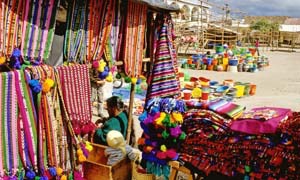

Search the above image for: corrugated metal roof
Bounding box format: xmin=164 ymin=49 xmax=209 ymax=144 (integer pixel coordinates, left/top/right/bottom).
xmin=283 ymin=18 xmax=300 ymax=25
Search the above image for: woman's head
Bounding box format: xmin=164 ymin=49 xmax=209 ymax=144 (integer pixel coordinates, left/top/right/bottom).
xmin=106 ymin=96 xmax=124 ymax=117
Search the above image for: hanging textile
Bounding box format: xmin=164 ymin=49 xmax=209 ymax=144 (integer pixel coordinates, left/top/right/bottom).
xmin=56 ymin=64 xmax=94 ymax=136
xmin=0 ymin=0 xmax=23 ymax=58
xmin=146 ymin=13 xmax=180 ymax=100
xmin=21 ymin=0 xmax=59 ymax=63
xmin=25 ymin=65 xmax=73 ymax=178
xmin=122 ymin=1 xmax=147 ymax=77
xmin=0 ymin=71 xmax=19 ymax=178
xmin=63 ymin=0 xmax=88 ymax=63
xmin=85 ymin=0 xmax=115 ymax=63
xmin=104 ymin=0 xmax=121 ymax=68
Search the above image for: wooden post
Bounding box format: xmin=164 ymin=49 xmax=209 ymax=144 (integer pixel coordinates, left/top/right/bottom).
xmin=126 ymin=82 xmax=135 ymax=142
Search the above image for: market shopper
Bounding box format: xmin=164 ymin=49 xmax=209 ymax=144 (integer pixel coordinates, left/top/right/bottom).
xmin=93 ymin=96 xmax=128 ymax=145
xmin=255 ymin=38 xmax=260 ymax=56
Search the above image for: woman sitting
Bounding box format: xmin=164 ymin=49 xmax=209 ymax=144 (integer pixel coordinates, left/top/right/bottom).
xmin=93 ymin=96 xmax=128 ymax=145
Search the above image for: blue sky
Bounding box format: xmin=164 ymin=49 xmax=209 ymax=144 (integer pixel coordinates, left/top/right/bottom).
xmin=209 ymin=0 xmax=300 ymax=17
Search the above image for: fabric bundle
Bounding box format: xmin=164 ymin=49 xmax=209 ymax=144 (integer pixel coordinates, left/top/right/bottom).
xmin=179 ymin=108 xmax=300 ymax=179
xmin=138 ymin=98 xmax=186 ymax=179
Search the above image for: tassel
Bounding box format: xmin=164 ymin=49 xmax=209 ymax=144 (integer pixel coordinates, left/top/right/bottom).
xmin=9 ymin=176 xmax=17 ymax=180
xmin=73 ymin=170 xmax=83 ymax=180
xmin=92 ymin=60 xmax=99 ymax=69
xmin=26 ymin=170 xmax=36 ymax=180
xmin=81 ymin=125 xmax=90 ymax=135
xmin=80 ymin=144 xmax=89 ymax=157
xmin=34 ymin=176 xmax=40 ymax=180
xmin=131 ymin=77 xmax=137 ymax=84
xmin=49 ymin=167 xmax=57 ymax=177
xmin=85 ymin=141 xmax=93 ymax=152
xmin=138 ymin=111 xmax=148 ymax=122
xmin=170 ymin=126 xmax=182 ymax=138
xmin=68 ymin=172 xmax=73 ymax=180
xmin=0 ymin=56 xmax=5 ymax=65
xmin=28 ymin=79 xmax=42 ymax=93
xmin=42 ymin=78 xmax=55 ymax=93
xmin=78 ymin=154 xmax=86 ymax=163
xmin=76 ymin=149 xmax=83 ymax=156
xmin=171 ymin=112 xmax=183 ymax=124
xmin=56 ymin=167 xmax=64 ymax=176
xmin=60 ymin=175 xmax=67 ymax=180
xmin=179 ymin=132 xmax=187 ymax=140
xmin=160 ymin=145 xmax=167 ymax=152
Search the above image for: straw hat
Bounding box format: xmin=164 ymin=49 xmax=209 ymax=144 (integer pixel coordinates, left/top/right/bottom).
xmin=106 ymin=130 xmax=126 ymax=155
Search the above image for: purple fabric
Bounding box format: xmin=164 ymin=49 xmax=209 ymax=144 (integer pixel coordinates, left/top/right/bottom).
xmin=230 ymin=107 xmax=292 ymax=134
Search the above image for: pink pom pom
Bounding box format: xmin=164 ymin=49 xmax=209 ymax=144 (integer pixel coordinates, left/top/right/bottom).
xmin=166 ymin=149 xmax=177 ymax=159
xmin=73 ymin=125 xmax=81 ymax=135
xmin=170 ymin=126 xmax=182 ymax=138
xmin=156 ymin=151 xmax=167 ymax=159
xmin=92 ymin=61 xmax=99 ymax=69
xmin=88 ymin=122 xmax=96 ymax=132
xmin=74 ymin=170 xmax=84 ymax=180
xmin=81 ymin=125 xmax=90 ymax=135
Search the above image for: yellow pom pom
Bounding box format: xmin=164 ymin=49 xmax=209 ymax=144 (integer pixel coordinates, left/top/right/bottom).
xmin=56 ymin=167 xmax=63 ymax=176
xmin=155 ymin=112 xmax=166 ymax=126
xmin=42 ymin=78 xmax=55 ymax=93
xmin=98 ymin=59 xmax=106 ymax=72
xmin=60 ymin=175 xmax=67 ymax=180
xmin=78 ymin=154 xmax=86 ymax=163
xmin=0 ymin=56 xmax=6 ymax=65
xmin=76 ymin=149 xmax=83 ymax=156
xmin=160 ymin=145 xmax=167 ymax=152
xmin=172 ymin=112 xmax=183 ymax=124
xmin=105 ymin=72 xmax=113 ymax=82
xmin=131 ymin=77 xmax=137 ymax=84
xmin=86 ymin=144 xmax=93 ymax=152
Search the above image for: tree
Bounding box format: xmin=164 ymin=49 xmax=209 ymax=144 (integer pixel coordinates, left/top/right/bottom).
xmin=250 ymin=19 xmax=279 ymax=32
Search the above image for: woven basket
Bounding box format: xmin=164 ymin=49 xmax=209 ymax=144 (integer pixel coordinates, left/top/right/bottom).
xmin=132 ymin=162 xmax=155 ymax=180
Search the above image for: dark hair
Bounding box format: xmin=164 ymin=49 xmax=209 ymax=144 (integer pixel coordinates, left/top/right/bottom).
xmin=106 ymin=96 xmax=124 ymax=110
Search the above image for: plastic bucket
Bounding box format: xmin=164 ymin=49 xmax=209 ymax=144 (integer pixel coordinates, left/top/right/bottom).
xmin=223 ymin=79 xmax=234 ymax=87
xmin=201 ymin=87 xmax=210 ymax=101
xmin=250 ymin=84 xmax=256 ymax=95
xmin=215 ymin=46 xmax=224 ymax=53
xmin=183 ymin=90 xmax=192 ymax=100
xmin=243 ymin=83 xmax=251 ymax=96
xmin=248 ymin=48 xmax=256 ymax=56
xmin=234 ymin=85 xmax=245 ymax=98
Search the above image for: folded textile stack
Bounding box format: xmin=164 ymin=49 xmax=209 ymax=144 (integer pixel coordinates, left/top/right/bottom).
xmin=179 ymin=109 xmax=300 ymax=179
xmin=208 ymin=99 xmax=245 ymax=119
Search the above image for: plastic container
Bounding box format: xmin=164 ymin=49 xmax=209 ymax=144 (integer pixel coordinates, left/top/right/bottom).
xmin=234 ymin=85 xmax=245 ymax=98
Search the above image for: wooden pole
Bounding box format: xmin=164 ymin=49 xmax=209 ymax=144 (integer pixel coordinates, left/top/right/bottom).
xmin=126 ymin=82 xmax=135 ymax=143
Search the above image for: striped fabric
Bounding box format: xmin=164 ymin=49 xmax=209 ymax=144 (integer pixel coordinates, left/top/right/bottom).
xmin=146 ymin=13 xmax=180 ymax=100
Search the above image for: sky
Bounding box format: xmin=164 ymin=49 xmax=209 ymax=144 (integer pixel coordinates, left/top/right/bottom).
xmin=209 ymin=0 xmax=300 ymax=18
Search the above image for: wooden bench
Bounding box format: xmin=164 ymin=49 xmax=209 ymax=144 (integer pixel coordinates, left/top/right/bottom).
xmin=83 ymin=143 xmax=132 ymax=180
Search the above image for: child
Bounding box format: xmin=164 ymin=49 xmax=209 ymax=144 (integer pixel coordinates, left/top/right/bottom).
xmin=105 ymin=130 xmax=139 ymax=166
xmin=89 ymin=64 xmax=105 ymax=117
